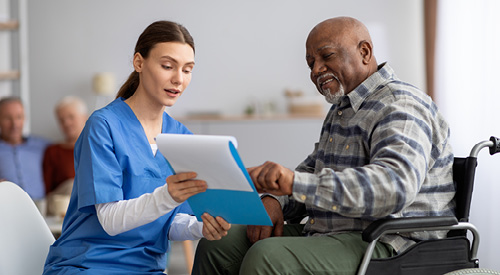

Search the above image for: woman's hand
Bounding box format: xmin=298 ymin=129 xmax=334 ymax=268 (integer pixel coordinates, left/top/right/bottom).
xmin=166 ymin=172 xmax=207 ymax=203
xmin=201 ymin=213 xmax=231 ymax=240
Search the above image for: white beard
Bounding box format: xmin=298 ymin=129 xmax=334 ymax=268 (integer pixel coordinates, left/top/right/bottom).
xmin=317 ymin=73 xmax=345 ymax=104
xmin=322 ymin=84 xmax=345 ymax=104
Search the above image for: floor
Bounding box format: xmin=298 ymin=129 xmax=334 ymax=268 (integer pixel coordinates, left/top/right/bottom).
xmin=166 ymin=240 xmax=199 ymax=275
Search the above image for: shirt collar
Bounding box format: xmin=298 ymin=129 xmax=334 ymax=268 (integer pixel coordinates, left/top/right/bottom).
xmin=345 ymin=62 xmax=395 ymax=112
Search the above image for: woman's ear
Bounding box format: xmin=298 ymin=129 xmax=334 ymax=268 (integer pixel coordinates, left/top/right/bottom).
xmin=133 ymin=52 xmax=144 ymax=73
xmin=358 ymin=40 xmax=373 ymax=65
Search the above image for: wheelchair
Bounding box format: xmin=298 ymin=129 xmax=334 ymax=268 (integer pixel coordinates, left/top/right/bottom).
xmin=357 ymin=137 xmax=500 ymax=275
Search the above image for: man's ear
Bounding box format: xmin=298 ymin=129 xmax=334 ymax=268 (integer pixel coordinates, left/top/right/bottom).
xmin=358 ymin=40 xmax=373 ymax=65
xmin=133 ymin=52 xmax=144 ymax=73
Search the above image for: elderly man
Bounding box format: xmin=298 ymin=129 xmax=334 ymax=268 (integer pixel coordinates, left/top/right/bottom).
xmin=0 ymin=96 xmax=50 ymax=204
xmin=192 ymin=16 xmax=455 ymax=274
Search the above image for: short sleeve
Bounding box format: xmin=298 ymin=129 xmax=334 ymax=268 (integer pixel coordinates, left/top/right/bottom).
xmin=74 ymin=114 xmax=124 ymax=212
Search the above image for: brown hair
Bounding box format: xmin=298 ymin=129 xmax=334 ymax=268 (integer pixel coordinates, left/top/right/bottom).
xmin=116 ymin=21 xmax=195 ymax=99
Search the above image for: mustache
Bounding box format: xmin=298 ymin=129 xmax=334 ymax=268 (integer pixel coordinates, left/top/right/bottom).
xmin=316 ymin=73 xmax=340 ymax=87
xmin=316 ymin=73 xmax=339 ymax=86
xmin=316 ymin=73 xmax=340 ymax=95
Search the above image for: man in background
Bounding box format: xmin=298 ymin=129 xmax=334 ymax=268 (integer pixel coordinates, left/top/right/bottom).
xmin=0 ymin=96 xmax=50 ymax=210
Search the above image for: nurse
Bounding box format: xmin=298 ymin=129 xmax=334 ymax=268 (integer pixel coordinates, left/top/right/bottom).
xmin=43 ymin=21 xmax=230 ymax=274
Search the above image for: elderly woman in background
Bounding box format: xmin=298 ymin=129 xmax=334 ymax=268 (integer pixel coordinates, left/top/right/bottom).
xmin=43 ymin=96 xmax=88 ymax=216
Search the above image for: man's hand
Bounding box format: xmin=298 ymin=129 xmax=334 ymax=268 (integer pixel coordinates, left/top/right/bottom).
xmin=201 ymin=213 xmax=231 ymax=240
xmin=247 ymin=196 xmax=284 ymax=243
xmin=166 ymin=172 xmax=207 ymax=203
xmin=247 ymin=161 xmax=294 ymax=196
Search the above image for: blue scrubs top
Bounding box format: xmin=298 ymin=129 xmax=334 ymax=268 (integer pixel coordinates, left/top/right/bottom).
xmin=43 ymin=98 xmax=193 ymax=275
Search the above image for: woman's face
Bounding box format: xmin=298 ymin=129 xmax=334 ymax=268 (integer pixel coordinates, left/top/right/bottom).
xmin=134 ymin=42 xmax=195 ymax=107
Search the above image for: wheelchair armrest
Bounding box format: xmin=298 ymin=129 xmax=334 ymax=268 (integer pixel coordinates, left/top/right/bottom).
xmin=362 ymin=216 xmax=458 ymax=242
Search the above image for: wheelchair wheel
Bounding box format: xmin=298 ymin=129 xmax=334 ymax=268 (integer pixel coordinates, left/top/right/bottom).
xmin=445 ymin=268 xmax=500 ymax=275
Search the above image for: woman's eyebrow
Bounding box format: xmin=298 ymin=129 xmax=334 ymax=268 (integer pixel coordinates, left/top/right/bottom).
xmin=160 ymin=55 xmax=195 ymax=66
xmin=160 ymin=55 xmax=178 ymax=63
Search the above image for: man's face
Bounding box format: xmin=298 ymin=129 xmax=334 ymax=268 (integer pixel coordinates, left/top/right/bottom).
xmin=0 ymin=101 xmax=25 ymax=144
xmin=306 ymin=26 xmax=366 ymax=102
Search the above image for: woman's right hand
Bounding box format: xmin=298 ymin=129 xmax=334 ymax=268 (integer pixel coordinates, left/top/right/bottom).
xmin=166 ymin=172 xmax=207 ymax=203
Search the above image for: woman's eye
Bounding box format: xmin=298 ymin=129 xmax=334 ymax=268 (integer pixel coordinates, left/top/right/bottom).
xmin=162 ymin=65 xmax=172 ymax=70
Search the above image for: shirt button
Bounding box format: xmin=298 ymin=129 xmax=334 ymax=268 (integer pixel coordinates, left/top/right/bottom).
xmin=329 ymin=137 xmax=333 ymax=142
xmin=337 ymin=110 xmax=343 ymax=116
xmin=300 ymin=195 xmax=306 ymax=201
xmin=345 ymin=145 xmax=349 ymax=150
xmin=332 ymin=205 xmax=338 ymax=211
xmin=310 ymin=218 xmax=315 ymax=224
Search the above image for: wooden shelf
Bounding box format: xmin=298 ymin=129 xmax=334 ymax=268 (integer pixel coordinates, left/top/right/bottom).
xmin=0 ymin=71 xmax=20 ymax=80
xmin=0 ymin=20 xmax=19 ymax=30
xmin=177 ymin=113 xmax=325 ymax=122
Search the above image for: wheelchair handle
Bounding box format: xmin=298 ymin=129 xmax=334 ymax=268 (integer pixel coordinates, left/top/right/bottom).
xmin=469 ymin=136 xmax=500 ymax=157
xmin=489 ymin=136 xmax=500 ymax=155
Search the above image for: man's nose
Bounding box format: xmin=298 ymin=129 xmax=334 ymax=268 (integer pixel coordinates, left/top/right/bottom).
xmin=311 ymin=62 xmax=327 ymax=78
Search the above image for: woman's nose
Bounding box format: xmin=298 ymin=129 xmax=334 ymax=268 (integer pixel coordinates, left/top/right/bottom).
xmin=171 ymin=70 xmax=183 ymax=85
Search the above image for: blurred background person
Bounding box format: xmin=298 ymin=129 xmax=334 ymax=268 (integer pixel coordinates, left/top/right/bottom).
xmin=43 ymin=96 xmax=88 ymax=216
xmin=0 ymin=96 xmax=50 ymax=211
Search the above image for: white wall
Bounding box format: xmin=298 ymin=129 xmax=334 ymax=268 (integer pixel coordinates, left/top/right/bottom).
xmin=25 ymin=0 xmax=425 ymax=141
xmin=435 ymin=0 xmax=500 ymax=271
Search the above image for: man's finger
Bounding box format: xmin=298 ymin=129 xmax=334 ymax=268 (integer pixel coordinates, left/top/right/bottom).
xmin=273 ymin=220 xmax=284 ymax=237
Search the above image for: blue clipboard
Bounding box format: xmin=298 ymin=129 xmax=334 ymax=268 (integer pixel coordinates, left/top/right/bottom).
xmin=156 ymin=134 xmax=272 ymax=226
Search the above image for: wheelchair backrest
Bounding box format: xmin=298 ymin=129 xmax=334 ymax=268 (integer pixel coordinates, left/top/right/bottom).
xmin=452 ymin=156 xmax=478 ymax=223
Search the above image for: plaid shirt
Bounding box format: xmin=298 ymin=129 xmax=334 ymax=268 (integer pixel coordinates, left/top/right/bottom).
xmin=278 ymin=63 xmax=455 ymax=253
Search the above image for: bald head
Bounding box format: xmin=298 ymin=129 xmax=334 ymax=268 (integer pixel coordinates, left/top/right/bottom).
xmin=309 ymin=17 xmax=373 ymax=47
xmin=306 ymin=17 xmax=378 ymax=100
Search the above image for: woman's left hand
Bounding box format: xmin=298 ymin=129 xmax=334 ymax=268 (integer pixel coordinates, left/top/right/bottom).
xmin=200 ymin=213 xmax=231 ymax=240
xmin=166 ymin=172 xmax=207 ymax=203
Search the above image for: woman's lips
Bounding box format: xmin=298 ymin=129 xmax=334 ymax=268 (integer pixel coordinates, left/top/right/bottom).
xmin=165 ymin=89 xmax=181 ymax=97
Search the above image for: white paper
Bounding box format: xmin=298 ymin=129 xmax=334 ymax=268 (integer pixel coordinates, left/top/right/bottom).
xmin=155 ymin=134 xmax=253 ymax=192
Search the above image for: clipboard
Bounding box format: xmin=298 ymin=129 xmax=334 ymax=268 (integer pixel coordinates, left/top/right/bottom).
xmin=156 ymin=133 xmax=272 ymax=226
